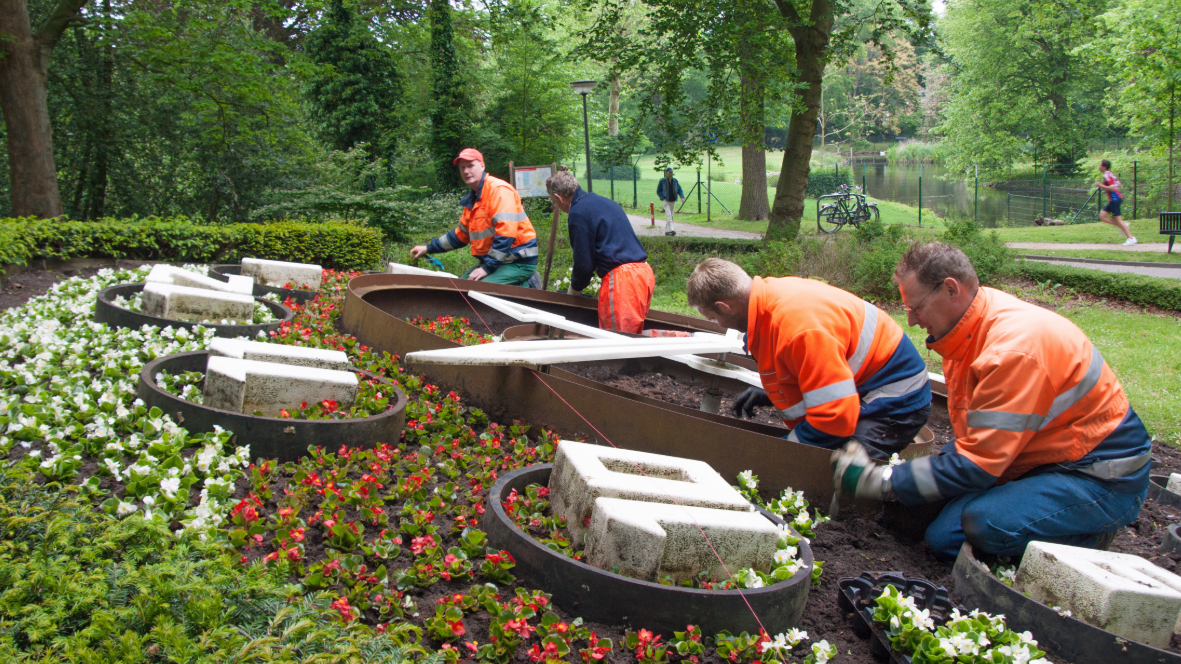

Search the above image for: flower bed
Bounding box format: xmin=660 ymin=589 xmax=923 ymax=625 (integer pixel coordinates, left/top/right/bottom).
xmin=408 ymin=315 xmax=496 ymax=346
xmin=157 ymin=367 xmax=395 ymax=420
xmin=1 ymin=263 xmax=839 ymax=662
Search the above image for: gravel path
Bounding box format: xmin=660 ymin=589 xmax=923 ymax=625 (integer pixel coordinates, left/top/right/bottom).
xmin=1007 ymin=241 xmax=1172 ymax=252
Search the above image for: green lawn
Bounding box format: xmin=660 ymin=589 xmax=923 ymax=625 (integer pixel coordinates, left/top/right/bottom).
xmin=991 ymin=217 xmax=1163 ymax=244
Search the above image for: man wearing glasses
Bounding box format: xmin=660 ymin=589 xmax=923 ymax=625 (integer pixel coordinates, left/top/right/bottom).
xmin=686 ymin=258 xmax=932 ymax=459
xmin=832 ymin=242 xmax=1151 ymax=560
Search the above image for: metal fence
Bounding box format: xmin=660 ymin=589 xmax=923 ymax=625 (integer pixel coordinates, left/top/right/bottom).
xmin=579 ymin=160 xmax=1159 ymax=230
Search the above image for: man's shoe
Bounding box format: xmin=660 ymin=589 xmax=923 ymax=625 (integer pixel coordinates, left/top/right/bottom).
xmin=1123 ymin=237 xmax=1138 ymax=246
xmin=1095 ymin=530 xmax=1117 ymax=550
xmin=665 ymin=231 xmax=676 ymax=236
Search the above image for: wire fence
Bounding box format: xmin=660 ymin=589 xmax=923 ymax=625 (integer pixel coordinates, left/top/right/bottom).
xmin=579 ymin=161 xmax=1161 ymax=230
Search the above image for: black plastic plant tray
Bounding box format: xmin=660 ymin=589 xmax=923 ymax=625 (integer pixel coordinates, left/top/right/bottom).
xmin=836 ymin=572 xmax=962 ymax=663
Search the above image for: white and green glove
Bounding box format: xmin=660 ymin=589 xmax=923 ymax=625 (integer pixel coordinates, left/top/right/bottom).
xmin=831 ymin=441 xmax=894 ymax=501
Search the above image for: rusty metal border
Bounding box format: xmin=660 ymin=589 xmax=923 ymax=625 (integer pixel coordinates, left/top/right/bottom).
xmin=341 ymin=273 xmax=932 ymax=506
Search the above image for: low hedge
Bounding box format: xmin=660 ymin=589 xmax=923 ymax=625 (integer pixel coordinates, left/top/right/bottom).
xmin=639 ymin=236 xmax=763 ymax=254
xmin=0 ymin=217 xmax=384 ymax=271
xmin=1015 ymin=259 xmax=1181 ymax=311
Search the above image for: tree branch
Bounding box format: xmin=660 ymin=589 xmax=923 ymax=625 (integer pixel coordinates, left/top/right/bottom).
xmin=36 ymin=0 xmax=89 ymax=52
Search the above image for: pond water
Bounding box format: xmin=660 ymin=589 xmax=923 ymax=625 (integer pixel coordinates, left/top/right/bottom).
xmin=851 ymin=162 xmax=1102 ymax=228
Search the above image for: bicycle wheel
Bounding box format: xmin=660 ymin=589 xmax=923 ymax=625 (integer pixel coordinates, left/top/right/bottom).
xmin=818 ymin=205 xmax=845 ymax=233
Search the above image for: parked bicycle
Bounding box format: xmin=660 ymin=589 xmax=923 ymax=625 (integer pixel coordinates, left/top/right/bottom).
xmin=816 ymin=184 xmax=879 ymax=233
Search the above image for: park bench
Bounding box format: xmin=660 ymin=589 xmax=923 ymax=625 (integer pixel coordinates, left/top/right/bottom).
xmin=1163 ymin=211 xmax=1181 ymax=253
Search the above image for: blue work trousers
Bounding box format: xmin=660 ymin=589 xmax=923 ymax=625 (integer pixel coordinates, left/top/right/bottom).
xmin=924 ymin=470 xmax=1146 ymax=561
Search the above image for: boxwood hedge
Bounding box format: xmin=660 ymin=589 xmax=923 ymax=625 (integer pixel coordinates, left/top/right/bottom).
xmin=0 ymin=217 xmax=384 ymax=272
xmin=1016 ymin=259 xmax=1181 ymax=312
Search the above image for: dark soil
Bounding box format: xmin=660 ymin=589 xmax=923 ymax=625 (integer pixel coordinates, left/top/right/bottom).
xmin=593 ymin=371 xmax=957 ymax=451
xmin=1 ymin=266 xmax=103 ymax=310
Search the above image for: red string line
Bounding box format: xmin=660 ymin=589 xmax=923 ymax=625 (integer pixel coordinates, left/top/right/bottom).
xmin=446 ymin=277 xmax=495 ymax=335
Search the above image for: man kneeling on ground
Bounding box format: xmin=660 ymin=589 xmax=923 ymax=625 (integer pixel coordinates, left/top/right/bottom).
xmin=832 ymin=242 xmax=1151 ymax=561
xmin=686 ymin=258 xmax=932 ymax=459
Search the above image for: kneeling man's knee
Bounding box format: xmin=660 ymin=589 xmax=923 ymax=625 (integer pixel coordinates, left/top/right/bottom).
xmin=924 ymin=514 xmax=965 ymax=562
xmin=961 ymin=501 xmax=1014 ymax=556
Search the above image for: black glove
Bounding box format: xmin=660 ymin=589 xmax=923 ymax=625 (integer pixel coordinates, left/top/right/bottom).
xmin=731 ymin=387 xmax=772 ymax=418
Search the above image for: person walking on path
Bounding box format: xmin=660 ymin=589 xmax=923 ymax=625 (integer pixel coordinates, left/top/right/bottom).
xmin=831 ymin=242 xmax=1150 ymax=561
xmin=411 ymin=148 xmax=540 ymax=286
xmin=656 ymin=167 xmax=686 ymax=237
xmin=547 ymin=168 xmax=655 ymax=333
xmin=1095 ymin=159 xmax=1137 ymax=246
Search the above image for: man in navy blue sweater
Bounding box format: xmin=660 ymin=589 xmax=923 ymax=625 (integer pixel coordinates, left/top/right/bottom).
xmin=546 ymin=168 xmax=655 ymax=333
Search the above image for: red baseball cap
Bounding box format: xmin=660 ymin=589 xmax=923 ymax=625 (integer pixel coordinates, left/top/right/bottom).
xmin=452 ymin=148 xmax=484 ymax=165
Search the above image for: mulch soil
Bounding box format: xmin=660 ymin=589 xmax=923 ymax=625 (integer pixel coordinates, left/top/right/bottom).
xmin=7 ymin=267 xmax=1181 ymax=663
xmin=1 ymin=266 xmax=104 ymax=310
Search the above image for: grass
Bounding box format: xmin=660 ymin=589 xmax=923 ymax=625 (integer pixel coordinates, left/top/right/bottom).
xmin=991 ymin=217 xmax=1163 ymax=244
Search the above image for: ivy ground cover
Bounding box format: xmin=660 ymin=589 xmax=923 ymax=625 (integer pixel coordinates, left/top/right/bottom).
xmin=0 ymin=265 xmax=845 ymax=663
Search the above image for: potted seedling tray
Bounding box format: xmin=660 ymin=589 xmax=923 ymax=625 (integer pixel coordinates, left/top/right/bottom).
xmin=953 ymin=542 xmax=1181 ymax=664
xmin=481 ymin=463 xmax=813 ymax=637
xmin=837 ymin=571 xmax=960 ymax=663
xmin=95 ymin=283 xmax=293 ymax=339
xmin=208 ymin=264 xmax=318 ymax=305
xmin=138 ymin=350 xmax=406 ymax=463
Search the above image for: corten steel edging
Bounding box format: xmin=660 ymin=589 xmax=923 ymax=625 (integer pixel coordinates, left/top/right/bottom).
xmin=953 ymin=543 xmax=1181 ymax=664
xmin=341 ymin=276 xmax=932 ymax=506
xmin=96 ymin=283 xmax=294 ymax=339
xmin=482 ymin=464 xmax=812 ymax=636
xmin=208 ymin=264 xmax=318 ymax=305
xmin=138 ymin=351 xmax=407 ymax=463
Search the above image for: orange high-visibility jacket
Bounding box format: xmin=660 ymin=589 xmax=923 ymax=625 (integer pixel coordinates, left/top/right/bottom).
xmin=891 ymin=287 xmax=1152 ymax=504
xmin=746 ymin=277 xmax=930 ymax=447
xmin=428 ymin=174 xmax=538 ymax=271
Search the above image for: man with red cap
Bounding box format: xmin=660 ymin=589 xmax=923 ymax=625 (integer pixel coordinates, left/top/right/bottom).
xmin=412 ymin=148 xmax=539 ymax=286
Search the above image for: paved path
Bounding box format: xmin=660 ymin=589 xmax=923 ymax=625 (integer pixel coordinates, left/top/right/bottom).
xmin=626 ymin=214 xmax=763 ymax=240
xmin=1022 ymin=255 xmax=1181 ymax=280
xmin=1007 ymin=242 xmax=1172 ymax=253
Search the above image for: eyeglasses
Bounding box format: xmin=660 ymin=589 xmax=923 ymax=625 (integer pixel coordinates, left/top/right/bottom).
xmin=903 ymin=284 xmax=942 ymax=314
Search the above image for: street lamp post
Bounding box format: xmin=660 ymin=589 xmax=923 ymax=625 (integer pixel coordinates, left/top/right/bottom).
xmin=570 ymin=79 xmax=597 ymax=192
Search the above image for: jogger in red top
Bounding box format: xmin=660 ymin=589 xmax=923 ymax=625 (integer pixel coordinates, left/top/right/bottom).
xmin=1096 ymin=159 xmax=1136 ymax=246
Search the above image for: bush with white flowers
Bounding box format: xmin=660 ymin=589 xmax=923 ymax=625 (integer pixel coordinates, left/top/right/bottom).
xmin=552 ymin=267 xmax=603 ymax=297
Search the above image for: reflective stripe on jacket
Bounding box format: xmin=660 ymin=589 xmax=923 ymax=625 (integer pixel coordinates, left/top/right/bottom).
xmin=891 ymin=287 xmax=1151 ymax=504
xmin=746 ymin=277 xmax=931 ymax=448
xmin=428 ymin=174 xmax=538 ymax=272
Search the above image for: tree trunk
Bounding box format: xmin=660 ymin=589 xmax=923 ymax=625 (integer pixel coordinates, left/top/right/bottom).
xmin=0 ymin=0 xmax=64 ymax=218
xmin=737 ymin=67 xmax=769 ymax=221
xmin=608 ymin=74 xmax=621 ymax=138
xmin=766 ymin=0 xmax=833 ymax=241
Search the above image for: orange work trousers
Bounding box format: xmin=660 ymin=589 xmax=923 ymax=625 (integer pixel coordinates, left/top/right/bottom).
xmin=598 ymin=261 xmax=655 ymax=334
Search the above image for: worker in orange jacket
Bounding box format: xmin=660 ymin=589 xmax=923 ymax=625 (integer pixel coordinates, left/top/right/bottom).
xmin=686 ymin=258 xmax=932 ymax=459
xmin=411 ymin=148 xmax=540 ymax=287
xmin=832 ymin=242 xmax=1151 ymax=561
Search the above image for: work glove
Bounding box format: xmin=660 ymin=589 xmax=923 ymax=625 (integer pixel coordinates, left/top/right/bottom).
xmin=831 ymin=441 xmax=893 ymax=501
xmin=731 ymin=387 xmax=772 ymax=418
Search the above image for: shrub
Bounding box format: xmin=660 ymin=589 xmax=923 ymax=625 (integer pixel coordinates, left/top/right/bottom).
xmin=0 ymin=466 xmax=424 ymax=661
xmin=940 ymin=220 xmax=1012 ymax=285
xmin=804 ymin=171 xmax=855 ymax=198
xmin=590 ymin=164 xmax=639 ymax=180
xmin=0 ymin=217 xmax=384 ymax=271
xmin=1015 ymin=260 xmax=1181 ymax=311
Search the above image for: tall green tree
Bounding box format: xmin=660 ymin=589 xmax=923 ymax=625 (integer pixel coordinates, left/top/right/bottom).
xmin=938 ymin=0 xmax=1108 ymax=173
xmin=1085 ymin=0 xmax=1181 ymax=208
xmin=587 ymin=0 xmax=933 ymax=238
xmin=304 ymin=0 xmax=404 ymax=178
xmin=0 ymin=0 xmax=89 ymax=218
xmin=428 ymin=0 xmax=471 ymax=191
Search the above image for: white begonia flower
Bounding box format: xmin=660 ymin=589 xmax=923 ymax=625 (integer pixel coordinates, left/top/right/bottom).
xmin=810 ymin=640 xmax=835 ymax=664
xmin=774 ymin=548 xmax=798 ymax=565
xmin=143 ymin=495 xmax=156 ymax=507
xmin=116 ymin=501 xmax=137 ymax=517
xmin=785 ymin=628 xmax=807 ymax=644
xmin=159 ymin=477 xmax=181 ymax=498
xmin=737 ymin=470 xmax=757 ymax=489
